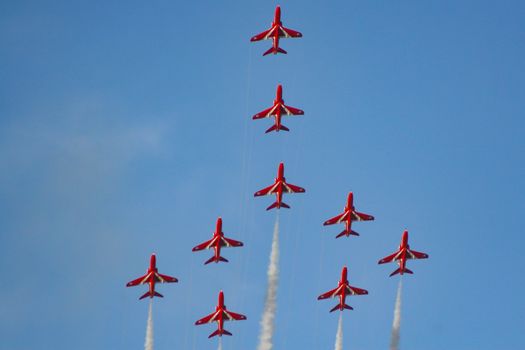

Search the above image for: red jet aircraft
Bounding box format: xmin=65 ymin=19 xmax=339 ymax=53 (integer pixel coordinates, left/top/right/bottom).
xmin=192 ymin=217 xmax=244 ymax=265
xmin=323 ymin=192 xmax=374 ymax=238
xmin=253 ymin=84 xmax=304 ymax=133
xmin=378 ymin=230 xmax=429 ymax=276
xmin=318 ymin=266 xmax=368 ymax=312
xmin=126 ymin=254 xmax=178 ymax=300
xmin=250 ymin=6 xmax=302 ymax=56
xmin=195 ymin=290 xmax=247 ymax=338
xmin=254 ymin=162 xmax=305 ymax=210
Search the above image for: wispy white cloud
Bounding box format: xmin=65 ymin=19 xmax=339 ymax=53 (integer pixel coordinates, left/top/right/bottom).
xmin=0 ymin=97 xmax=174 ymax=333
xmin=0 ymin=99 xmax=169 ymax=193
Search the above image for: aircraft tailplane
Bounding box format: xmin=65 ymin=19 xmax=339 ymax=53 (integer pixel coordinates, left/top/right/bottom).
xmin=336 ymin=230 xmax=359 ymax=239
xmin=330 ymin=303 xmax=353 ymax=312
xmin=263 ymin=46 xmax=287 ymax=56
xmin=389 ymin=267 xmax=413 ymax=277
xmin=204 ymin=256 xmax=229 ymax=265
xmin=266 ymin=201 xmax=290 ymax=210
xmin=139 ymin=291 xmax=163 ymax=300
xmin=265 ymin=124 xmax=290 ymax=133
xmin=208 ymin=329 xmax=232 ymax=338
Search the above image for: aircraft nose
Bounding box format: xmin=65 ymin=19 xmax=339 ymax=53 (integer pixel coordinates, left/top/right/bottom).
xmin=276 ymin=84 xmax=283 ymax=99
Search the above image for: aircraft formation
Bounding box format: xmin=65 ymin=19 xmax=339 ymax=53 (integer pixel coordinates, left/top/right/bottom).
xmin=125 ymin=5 xmax=429 ymax=342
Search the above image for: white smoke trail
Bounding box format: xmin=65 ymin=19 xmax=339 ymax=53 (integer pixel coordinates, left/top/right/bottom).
xmin=390 ymin=278 xmax=403 ymax=350
xmin=334 ymin=312 xmax=343 ymax=350
xmin=218 ymin=336 xmax=223 ymax=350
xmin=257 ymin=214 xmax=280 ymax=350
xmin=145 ymin=299 xmax=154 ymax=350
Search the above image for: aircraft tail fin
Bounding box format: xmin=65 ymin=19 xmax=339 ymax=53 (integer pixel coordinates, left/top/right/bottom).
xmin=266 ymin=202 xmax=279 ymax=210
xmin=389 ymin=267 xmax=414 ymax=277
xmin=329 ymin=303 xmax=353 ymax=312
xmin=267 ymin=201 xmax=290 ymax=210
xmin=263 ymin=46 xmax=287 ymax=56
xmin=208 ymin=329 xmax=232 ymax=338
xmin=335 ymin=231 xmax=347 ymax=239
xmin=265 ymin=124 xmax=290 ymax=133
xmin=329 ymin=304 xmax=341 ymax=313
xmin=335 ymin=230 xmax=359 ymax=239
xmin=344 ymin=303 xmax=354 ymax=310
xmin=204 ymin=256 xmax=229 ymax=265
xmin=390 ymin=268 xmax=401 ymax=277
xmin=139 ymin=291 xmax=163 ymax=300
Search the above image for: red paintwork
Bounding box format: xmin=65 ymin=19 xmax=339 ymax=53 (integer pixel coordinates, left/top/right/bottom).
xmin=378 ymin=230 xmax=429 ymax=277
xmin=192 ymin=217 xmax=244 ymax=265
xmin=195 ymin=290 xmax=247 ymax=338
xmin=252 ymin=84 xmax=304 ymax=133
xmin=250 ymin=6 xmax=302 ymax=56
xmin=126 ymin=254 xmax=178 ymax=300
xmin=254 ymin=162 xmax=305 ymax=210
xmin=317 ymin=266 xmax=368 ymax=313
xmin=323 ymin=192 xmax=374 ymax=238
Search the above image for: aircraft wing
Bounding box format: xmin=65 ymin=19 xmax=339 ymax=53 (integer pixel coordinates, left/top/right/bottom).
xmin=250 ymin=27 xmax=276 ymax=42
xmin=126 ymin=272 xmax=151 ymax=287
xmin=283 ymin=182 xmax=305 ymax=193
xmin=353 ymin=211 xmax=374 ymax=221
xmin=221 ymin=237 xmax=244 ymax=248
xmin=282 ymin=104 xmax=304 ymax=116
xmin=378 ymin=250 xmax=401 ymax=264
xmin=279 ymin=26 xmax=302 ymax=38
xmin=192 ymin=237 xmax=217 ymax=252
xmin=155 ymin=272 xmax=178 ymax=283
xmin=224 ymin=310 xmax=247 ymax=321
xmin=323 ymin=212 xmax=348 ymax=226
xmin=317 ymin=286 xmax=342 ymax=300
xmin=346 ymin=285 xmax=368 ymax=296
xmin=254 ymin=183 xmax=279 ymax=196
xmin=253 ymin=105 xmax=278 ymax=119
xmin=407 ymin=249 xmax=429 ymax=260
xmin=195 ymin=310 xmax=221 ymax=325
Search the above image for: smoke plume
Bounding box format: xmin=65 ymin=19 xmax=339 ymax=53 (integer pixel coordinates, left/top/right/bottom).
xmin=390 ymin=278 xmax=403 ymax=350
xmin=257 ymin=214 xmax=280 ymax=350
xmin=145 ymin=299 xmax=154 ymax=350
xmin=334 ymin=312 xmax=343 ymax=350
xmin=218 ymin=336 xmax=223 ymax=350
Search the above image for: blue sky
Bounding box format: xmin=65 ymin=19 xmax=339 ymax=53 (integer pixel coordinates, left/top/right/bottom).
xmin=1 ymin=1 xmax=525 ymax=349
